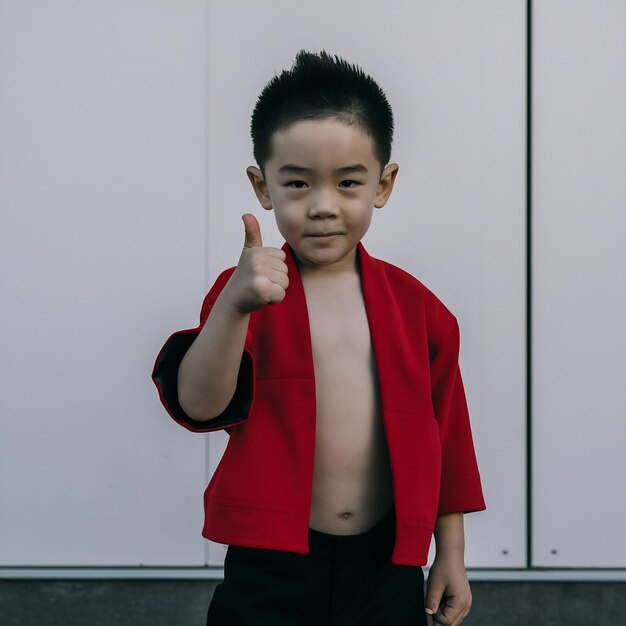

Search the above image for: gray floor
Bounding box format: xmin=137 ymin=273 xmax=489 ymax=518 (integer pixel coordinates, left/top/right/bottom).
xmin=1 ymin=579 xmax=625 ymax=625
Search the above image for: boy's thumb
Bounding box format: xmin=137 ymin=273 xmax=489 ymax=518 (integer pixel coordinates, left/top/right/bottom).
xmin=242 ymin=213 xmax=263 ymax=248
xmin=424 ymin=587 xmax=443 ymax=616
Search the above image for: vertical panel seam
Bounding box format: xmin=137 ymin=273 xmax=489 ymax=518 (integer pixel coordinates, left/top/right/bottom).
xmin=203 ymin=0 xmax=211 ymax=569
xmin=526 ymin=0 xmax=533 ymax=570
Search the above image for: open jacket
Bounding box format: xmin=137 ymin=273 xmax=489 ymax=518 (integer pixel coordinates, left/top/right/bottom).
xmin=151 ymin=241 xmax=486 ymax=566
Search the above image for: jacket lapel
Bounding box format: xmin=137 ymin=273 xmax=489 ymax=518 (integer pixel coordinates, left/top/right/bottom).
xmin=360 ymin=242 xmax=430 ymax=413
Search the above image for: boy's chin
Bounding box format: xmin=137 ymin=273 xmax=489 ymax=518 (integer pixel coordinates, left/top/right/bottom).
xmin=290 ymin=244 xmax=359 ymax=271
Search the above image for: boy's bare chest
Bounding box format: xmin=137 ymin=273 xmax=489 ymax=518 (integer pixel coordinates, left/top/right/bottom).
xmin=304 ymin=285 xmax=377 ymax=429
xmin=301 ymin=273 xmax=393 ymax=533
xmin=301 ymin=275 xmax=373 ymax=372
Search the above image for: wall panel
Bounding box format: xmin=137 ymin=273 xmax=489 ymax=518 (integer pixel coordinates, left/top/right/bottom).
xmin=0 ymin=0 xmax=208 ymax=566
xmin=532 ymin=0 xmax=626 ymax=567
xmin=205 ymin=0 xmax=526 ymax=568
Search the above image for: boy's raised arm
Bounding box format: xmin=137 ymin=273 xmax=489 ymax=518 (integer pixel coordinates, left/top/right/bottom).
xmin=177 ymin=214 xmax=289 ymax=421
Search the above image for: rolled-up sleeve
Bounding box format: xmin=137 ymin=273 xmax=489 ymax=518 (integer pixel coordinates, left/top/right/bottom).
xmin=151 ymin=268 xmax=255 ymax=434
xmin=430 ymin=319 xmax=486 ymax=515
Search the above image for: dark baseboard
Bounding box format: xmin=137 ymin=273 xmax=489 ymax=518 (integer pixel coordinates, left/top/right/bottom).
xmin=1 ymin=579 xmax=625 ymax=626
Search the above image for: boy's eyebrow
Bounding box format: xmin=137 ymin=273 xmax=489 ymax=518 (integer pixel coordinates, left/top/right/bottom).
xmin=277 ymin=163 xmax=369 ymax=175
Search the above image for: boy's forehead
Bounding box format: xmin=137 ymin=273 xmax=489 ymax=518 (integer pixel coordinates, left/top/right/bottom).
xmin=266 ymin=118 xmax=378 ymax=175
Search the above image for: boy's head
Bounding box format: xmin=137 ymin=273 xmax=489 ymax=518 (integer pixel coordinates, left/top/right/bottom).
xmin=246 ymin=50 xmax=399 ymax=272
xmin=250 ymin=49 xmax=394 ymax=179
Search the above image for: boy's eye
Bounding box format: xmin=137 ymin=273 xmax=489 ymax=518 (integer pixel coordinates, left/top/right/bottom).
xmin=286 ymin=180 xmax=308 ymax=189
xmin=339 ymin=180 xmax=360 ymax=188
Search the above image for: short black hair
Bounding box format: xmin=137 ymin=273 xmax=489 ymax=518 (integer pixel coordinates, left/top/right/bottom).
xmin=251 ymin=49 xmax=394 ymax=178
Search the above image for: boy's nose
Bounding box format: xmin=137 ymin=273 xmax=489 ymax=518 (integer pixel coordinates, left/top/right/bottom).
xmin=308 ymin=190 xmax=339 ymax=218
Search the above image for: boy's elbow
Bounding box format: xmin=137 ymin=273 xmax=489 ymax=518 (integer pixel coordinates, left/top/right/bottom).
xmin=178 ymin=382 xmax=235 ymax=422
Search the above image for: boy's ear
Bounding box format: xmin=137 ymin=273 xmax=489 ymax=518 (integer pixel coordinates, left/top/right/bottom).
xmin=374 ymin=163 xmax=399 ymax=208
xmin=246 ymin=166 xmax=273 ymax=211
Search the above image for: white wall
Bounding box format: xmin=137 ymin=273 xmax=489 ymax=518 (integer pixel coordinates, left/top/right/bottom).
xmin=0 ymin=1 xmax=209 ymax=566
xmin=532 ymin=0 xmax=626 ymax=567
xmin=205 ymin=0 xmax=526 ymax=569
xmin=0 ymin=0 xmax=622 ymax=574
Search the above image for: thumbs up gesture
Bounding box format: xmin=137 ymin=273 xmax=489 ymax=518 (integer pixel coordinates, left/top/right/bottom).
xmin=223 ymin=214 xmax=289 ymax=314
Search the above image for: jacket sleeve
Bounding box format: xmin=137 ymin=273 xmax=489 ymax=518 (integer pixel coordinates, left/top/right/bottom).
xmin=150 ymin=267 xmax=255 ymax=434
xmin=430 ymin=318 xmax=486 ymax=515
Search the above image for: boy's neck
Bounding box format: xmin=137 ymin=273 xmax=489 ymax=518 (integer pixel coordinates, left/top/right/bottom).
xmin=293 ymin=245 xmax=361 ymax=280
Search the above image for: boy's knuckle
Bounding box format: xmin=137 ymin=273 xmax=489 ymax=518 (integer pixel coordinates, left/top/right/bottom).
xmin=251 ymin=275 xmax=267 ymax=293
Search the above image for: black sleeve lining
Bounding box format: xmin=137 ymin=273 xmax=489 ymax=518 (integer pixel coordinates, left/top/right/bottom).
xmin=152 ymin=330 xmax=253 ymax=432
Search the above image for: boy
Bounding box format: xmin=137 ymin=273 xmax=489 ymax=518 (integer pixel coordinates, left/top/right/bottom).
xmin=152 ymin=50 xmax=486 ymax=626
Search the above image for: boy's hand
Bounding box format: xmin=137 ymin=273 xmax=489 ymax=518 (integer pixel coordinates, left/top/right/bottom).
xmin=424 ymin=552 xmax=472 ymax=625
xmin=222 ymin=214 xmax=289 ymax=314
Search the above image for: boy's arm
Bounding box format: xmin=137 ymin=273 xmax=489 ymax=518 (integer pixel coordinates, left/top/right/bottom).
xmin=424 ymin=311 xmax=484 ymax=623
xmin=178 ymin=215 xmax=288 ymax=420
xmin=425 ymin=512 xmax=472 ymax=624
xmin=430 ymin=318 xmax=486 ymax=515
xmin=433 ymin=511 xmax=465 ymax=555
xmin=177 ymin=292 xmax=250 ymax=421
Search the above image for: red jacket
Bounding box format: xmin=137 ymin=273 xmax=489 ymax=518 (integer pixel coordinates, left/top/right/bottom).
xmin=151 ymin=241 xmax=486 ymax=566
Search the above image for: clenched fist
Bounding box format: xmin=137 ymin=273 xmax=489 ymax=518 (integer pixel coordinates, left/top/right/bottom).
xmin=222 ymin=214 xmax=289 ymax=314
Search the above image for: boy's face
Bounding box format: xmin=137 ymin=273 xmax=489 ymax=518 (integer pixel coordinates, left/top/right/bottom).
xmin=247 ymin=117 xmax=398 ymax=273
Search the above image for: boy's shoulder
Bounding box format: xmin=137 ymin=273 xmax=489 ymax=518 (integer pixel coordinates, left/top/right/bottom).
xmin=372 ymin=253 xmax=458 ymax=339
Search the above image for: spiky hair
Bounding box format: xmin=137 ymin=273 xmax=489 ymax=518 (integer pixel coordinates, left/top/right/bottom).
xmin=250 ymin=49 xmax=394 ymax=176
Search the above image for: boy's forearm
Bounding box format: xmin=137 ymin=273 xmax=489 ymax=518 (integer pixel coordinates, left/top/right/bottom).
xmin=433 ymin=512 xmax=465 ymax=558
xmin=177 ymin=287 xmax=250 ymax=421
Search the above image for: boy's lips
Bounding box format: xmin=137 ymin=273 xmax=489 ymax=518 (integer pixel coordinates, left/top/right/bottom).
xmin=306 ymin=232 xmax=344 ymax=237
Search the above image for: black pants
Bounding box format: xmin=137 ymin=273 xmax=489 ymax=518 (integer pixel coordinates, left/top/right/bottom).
xmin=206 ymin=505 xmax=427 ymax=626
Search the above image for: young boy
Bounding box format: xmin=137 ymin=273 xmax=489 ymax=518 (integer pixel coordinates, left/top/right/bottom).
xmin=152 ymin=50 xmax=486 ymax=626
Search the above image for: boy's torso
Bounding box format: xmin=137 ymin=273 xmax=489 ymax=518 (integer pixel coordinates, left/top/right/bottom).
xmin=152 ymin=240 xmax=486 ymax=564
xmin=300 ymin=265 xmax=394 ymax=535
